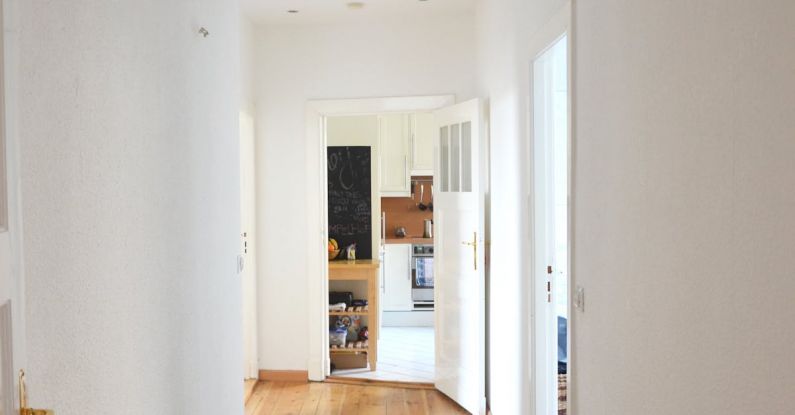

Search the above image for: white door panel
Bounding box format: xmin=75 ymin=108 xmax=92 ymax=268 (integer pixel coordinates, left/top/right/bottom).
xmin=433 ymin=99 xmax=486 ymax=415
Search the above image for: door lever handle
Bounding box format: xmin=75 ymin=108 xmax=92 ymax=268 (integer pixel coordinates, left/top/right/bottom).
xmin=19 ymin=370 xmax=54 ymax=415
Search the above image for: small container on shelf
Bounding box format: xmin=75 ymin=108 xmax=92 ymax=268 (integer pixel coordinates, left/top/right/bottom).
xmin=329 ymin=328 xmax=347 ymax=347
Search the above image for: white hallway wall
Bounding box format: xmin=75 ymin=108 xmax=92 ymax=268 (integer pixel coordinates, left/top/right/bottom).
xmin=17 ymin=0 xmax=243 ymax=413
xmin=573 ymin=1 xmax=795 ymax=414
xmin=253 ymin=15 xmax=477 ymax=371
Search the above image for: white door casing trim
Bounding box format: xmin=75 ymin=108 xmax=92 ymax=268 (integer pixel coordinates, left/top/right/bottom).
xmin=1 ymin=0 xmax=28 ymax=410
xmin=305 ymin=95 xmax=455 ymax=381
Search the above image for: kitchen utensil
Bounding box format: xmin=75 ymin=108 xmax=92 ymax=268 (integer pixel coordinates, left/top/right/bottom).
xmin=418 ymin=184 xmax=428 ymax=210
xmin=429 ymin=185 xmax=434 ymax=212
xmin=423 ymin=219 xmax=433 ymax=238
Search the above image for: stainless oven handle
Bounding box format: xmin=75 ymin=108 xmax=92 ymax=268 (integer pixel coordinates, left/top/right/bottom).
xmin=382 ymin=254 xmax=386 ymax=294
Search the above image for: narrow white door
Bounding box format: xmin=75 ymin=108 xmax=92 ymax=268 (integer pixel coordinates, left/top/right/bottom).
xmin=433 ymin=99 xmax=486 ymax=415
xmin=239 ymin=112 xmax=258 ymax=380
xmin=533 ymin=34 xmax=569 ymax=415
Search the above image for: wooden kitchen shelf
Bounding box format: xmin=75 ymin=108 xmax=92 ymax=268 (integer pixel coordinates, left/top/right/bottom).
xmin=329 ymin=311 xmax=370 ymax=316
xmin=328 ymin=260 xmax=380 ymax=371
xmin=330 ymin=348 xmax=369 ymax=354
xmin=329 ymin=305 xmax=370 ymax=316
xmin=330 ymin=340 xmax=370 ymax=355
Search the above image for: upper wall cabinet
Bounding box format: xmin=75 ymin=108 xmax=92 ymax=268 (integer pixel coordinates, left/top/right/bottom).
xmin=379 ymin=114 xmax=411 ymax=197
xmin=410 ymin=113 xmax=435 ymax=176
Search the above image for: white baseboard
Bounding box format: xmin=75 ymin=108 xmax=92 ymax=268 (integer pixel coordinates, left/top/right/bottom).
xmin=382 ymin=310 xmax=434 ymax=327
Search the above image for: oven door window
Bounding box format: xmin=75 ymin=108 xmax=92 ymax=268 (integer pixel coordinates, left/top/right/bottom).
xmin=414 ymin=257 xmax=434 ymax=288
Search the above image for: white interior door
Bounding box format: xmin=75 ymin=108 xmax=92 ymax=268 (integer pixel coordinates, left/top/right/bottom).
xmin=533 ymin=34 xmax=569 ymax=415
xmin=239 ymin=112 xmax=258 ymax=380
xmin=433 ymin=99 xmax=486 ymax=415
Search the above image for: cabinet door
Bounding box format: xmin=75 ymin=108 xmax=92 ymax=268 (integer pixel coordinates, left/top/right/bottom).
xmin=378 ymin=114 xmax=411 ymax=196
xmin=411 ymin=113 xmax=436 ymax=175
xmin=382 ymin=244 xmax=413 ymax=311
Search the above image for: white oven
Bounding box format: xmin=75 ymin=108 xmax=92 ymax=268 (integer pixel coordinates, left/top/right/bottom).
xmin=411 ymin=244 xmax=434 ymax=309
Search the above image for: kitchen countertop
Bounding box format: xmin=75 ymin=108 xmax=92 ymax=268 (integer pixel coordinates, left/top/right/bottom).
xmin=385 ymin=237 xmax=433 ymax=245
xmin=328 ymin=259 xmax=381 ymax=269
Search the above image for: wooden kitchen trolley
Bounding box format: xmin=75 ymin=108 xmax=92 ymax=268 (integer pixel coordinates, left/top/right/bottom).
xmin=328 ymin=260 xmax=380 ymax=371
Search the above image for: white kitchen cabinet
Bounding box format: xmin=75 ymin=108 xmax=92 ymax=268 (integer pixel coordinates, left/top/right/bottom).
xmin=410 ymin=113 xmax=435 ymax=176
xmin=378 ymin=114 xmax=411 ymax=197
xmin=382 ymin=244 xmax=413 ymax=311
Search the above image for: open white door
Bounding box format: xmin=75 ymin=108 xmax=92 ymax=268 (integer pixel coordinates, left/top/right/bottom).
xmin=433 ymin=99 xmax=486 ymax=415
xmin=533 ymin=34 xmax=569 ymax=415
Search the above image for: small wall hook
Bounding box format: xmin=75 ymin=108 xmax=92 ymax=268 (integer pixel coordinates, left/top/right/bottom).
xmin=199 ymin=27 xmax=209 ymax=38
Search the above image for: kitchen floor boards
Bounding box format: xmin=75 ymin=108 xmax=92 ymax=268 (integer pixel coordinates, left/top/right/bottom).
xmin=331 ymin=326 xmax=434 ymax=383
xmin=244 ymin=381 xmax=468 ymax=415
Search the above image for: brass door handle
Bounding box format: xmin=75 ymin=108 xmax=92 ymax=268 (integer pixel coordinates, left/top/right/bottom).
xmin=19 ymin=370 xmax=54 ymax=415
xmin=462 ymin=232 xmax=478 ymax=271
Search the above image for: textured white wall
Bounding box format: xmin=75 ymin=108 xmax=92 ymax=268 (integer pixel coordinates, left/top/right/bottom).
xmin=253 ymin=15 xmax=477 ymax=371
xmin=17 ymin=1 xmax=243 ymax=413
xmin=573 ymin=1 xmax=795 ymax=414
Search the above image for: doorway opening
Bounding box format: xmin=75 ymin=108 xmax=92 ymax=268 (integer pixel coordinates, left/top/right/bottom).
xmin=325 ymin=112 xmax=437 ymax=383
xmin=533 ymin=34 xmax=569 ymax=415
xmin=308 ymin=95 xmax=486 ymax=414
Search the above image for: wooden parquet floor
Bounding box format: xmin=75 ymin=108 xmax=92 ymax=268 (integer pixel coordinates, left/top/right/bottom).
xmin=245 ymin=381 xmax=469 ymax=415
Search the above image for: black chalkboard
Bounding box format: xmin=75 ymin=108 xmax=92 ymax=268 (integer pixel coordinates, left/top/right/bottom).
xmin=327 ymin=146 xmax=372 ymax=260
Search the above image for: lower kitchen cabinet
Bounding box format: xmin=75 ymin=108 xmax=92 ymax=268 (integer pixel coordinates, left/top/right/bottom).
xmin=382 ymin=244 xmax=413 ymax=311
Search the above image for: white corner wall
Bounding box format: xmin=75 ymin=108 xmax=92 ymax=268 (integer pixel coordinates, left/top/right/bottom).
xmin=253 ymin=15 xmax=477 ymax=371
xmin=573 ymin=1 xmax=795 ymax=414
xmin=17 ymin=1 xmax=243 ymax=413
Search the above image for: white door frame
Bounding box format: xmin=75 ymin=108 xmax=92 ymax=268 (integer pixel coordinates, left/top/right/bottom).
xmin=239 ymin=111 xmax=258 ymax=380
xmin=305 ymin=95 xmax=455 ymax=381
xmin=1 ymin=0 xmax=28 ymax=411
xmin=525 ymin=2 xmax=572 ymax=414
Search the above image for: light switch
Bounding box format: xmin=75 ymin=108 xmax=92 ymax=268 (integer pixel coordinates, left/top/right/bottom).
xmin=574 ymin=286 xmax=585 ymax=311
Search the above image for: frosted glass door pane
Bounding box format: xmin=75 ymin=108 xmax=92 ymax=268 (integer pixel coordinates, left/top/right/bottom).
xmin=461 ymin=122 xmax=472 ymax=192
xmin=440 ymin=126 xmax=449 ymax=192
xmin=451 ymin=124 xmax=460 ymax=192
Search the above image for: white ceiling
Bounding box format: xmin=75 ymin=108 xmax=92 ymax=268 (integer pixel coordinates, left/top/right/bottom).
xmin=241 ymin=0 xmax=476 ymax=26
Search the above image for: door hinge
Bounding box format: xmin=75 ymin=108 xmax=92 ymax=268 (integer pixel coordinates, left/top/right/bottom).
xmin=547 ymin=265 xmax=553 ymax=274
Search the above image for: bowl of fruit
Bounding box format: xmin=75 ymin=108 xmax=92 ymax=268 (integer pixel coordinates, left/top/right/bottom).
xmin=328 ymin=238 xmax=340 ymax=261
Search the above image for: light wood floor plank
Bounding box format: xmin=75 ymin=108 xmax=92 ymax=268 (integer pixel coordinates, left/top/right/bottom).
xmin=298 ymin=382 xmax=325 ymax=415
xmin=272 ymin=382 xmax=310 ymax=415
